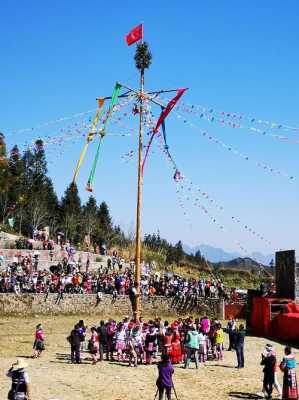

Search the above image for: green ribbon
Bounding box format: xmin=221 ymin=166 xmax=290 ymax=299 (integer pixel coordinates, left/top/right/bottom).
xmin=103 ymin=82 xmax=122 ymax=129
xmin=86 ymin=83 xmax=122 ymax=189
xmin=87 ymin=136 xmax=103 ymax=187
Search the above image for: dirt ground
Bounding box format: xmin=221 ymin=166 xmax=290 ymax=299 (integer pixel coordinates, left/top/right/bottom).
xmin=0 ymin=315 xmax=297 ymax=400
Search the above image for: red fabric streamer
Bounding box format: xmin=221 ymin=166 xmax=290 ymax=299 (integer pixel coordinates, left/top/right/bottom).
xmin=125 ymin=24 xmax=143 ymax=46
xmin=154 ymin=88 xmax=187 ymax=133
xmin=142 ymin=88 xmax=187 ymax=174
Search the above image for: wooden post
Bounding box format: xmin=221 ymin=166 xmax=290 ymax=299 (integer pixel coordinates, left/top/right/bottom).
xmin=133 ymin=67 xmax=144 ymax=321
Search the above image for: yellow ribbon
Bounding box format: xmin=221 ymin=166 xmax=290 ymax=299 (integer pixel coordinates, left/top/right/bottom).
xmin=72 ymin=98 xmax=105 ymax=183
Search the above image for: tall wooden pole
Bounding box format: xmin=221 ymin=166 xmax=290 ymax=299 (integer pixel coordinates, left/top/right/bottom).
xmin=134 ymin=67 xmax=144 ymax=321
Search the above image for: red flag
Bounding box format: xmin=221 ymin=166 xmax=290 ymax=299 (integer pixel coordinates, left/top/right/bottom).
xmin=125 ymin=24 xmax=143 ymax=46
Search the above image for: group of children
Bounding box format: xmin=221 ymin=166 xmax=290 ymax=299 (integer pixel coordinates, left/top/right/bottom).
xmin=68 ymin=315 xmax=229 ymax=368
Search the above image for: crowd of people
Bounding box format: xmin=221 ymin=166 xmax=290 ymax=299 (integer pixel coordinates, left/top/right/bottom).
xmin=66 ymin=316 xmax=246 ymax=369
xmin=0 ymin=250 xmax=241 ymax=304
xmin=5 ymin=315 xmax=298 ymax=400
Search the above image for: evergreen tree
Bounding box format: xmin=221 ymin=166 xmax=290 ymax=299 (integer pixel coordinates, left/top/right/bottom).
xmin=60 ymin=182 xmax=82 ymax=243
xmin=82 ymin=196 xmax=98 ymax=243
xmin=17 ymin=141 xmax=58 ymax=236
xmin=31 ymin=139 xmax=48 ymax=191
xmin=0 ymin=134 xmax=9 ymax=223
xmin=95 ymin=201 xmax=113 ymax=245
xmin=8 ymin=145 xmax=24 ymax=202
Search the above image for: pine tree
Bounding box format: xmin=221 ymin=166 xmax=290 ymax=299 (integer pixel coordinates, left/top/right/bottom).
xmin=60 ymin=182 xmax=82 ymax=243
xmin=17 ymin=141 xmax=58 ymax=236
xmin=31 ymin=139 xmax=48 ymax=191
xmin=8 ymin=145 xmax=24 ymax=202
xmin=82 ymin=196 xmax=98 ymax=243
xmin=0 ymin=133 xmax=9 ymax=223
xmin=95 ymin=201 xmax=113 ymax=245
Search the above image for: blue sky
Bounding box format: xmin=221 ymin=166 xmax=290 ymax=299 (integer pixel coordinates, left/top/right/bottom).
xmin=1 ymin=1 xmax=299 ymax=257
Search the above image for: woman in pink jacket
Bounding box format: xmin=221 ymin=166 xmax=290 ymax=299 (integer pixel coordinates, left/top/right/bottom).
xmin=33 ymin=323 xmax=45 ymax=358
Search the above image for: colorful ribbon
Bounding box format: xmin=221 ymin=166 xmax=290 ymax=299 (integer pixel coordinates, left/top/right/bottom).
xmin=142 ymin=88 xmax=187 ymax=175
xmin=86 ymin=83 xmax=122 ymax=191
xmin=72 ymin=99 xmax=105 ymax=183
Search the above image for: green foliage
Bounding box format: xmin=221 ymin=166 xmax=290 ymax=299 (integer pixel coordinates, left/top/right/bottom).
xmin=143 ymin=233 xmax=204 ymax=267
xmin=60 ymin=182 xmax=82 ymax=243
xmin=134 ymin=42 xmax=152 ymax=70
xmin=15 ymin=238 xmax=28 ymax=249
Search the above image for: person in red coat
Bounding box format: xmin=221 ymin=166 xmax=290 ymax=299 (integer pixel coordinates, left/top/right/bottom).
xmin=171 ymin=329 xmax=182 ymax=364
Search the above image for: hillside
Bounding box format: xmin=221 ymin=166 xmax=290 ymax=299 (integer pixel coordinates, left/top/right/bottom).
xmin=113 ymin=243 xmax=272 ymax=289
xmin=213 ymin=257 xmax=269 ymax=272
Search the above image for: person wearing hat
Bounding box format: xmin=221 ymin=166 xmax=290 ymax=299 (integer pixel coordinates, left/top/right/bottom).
xmin=6 ymin=358 xmax=31 ymax=400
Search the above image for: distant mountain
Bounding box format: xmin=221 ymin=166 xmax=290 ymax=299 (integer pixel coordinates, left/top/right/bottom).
xmin=213 ymin=257 xmax=267 ymax=272
xmin=183 ymin=243 xmax=273 ymax=265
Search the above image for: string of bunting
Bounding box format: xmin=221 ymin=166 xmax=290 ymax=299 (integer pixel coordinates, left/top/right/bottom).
xmin=174 ymin=112 xmax=295 ymax=181
xmin=143 ymin=101 xmax=272 ymax=248
xmin=159 ymin=140 xmax=273 ymax=260
xmin=179 ymin=102 xmax=299 ymax=133
xmin=8 ymin=110 xmax=94 ymax=135
xmin=21 ymin=120 xmax=134 ymax=154
xmin=156 ymin=133 xmax=273 ymax=248
xmin=152 ymin=93 xmax=296 ymax=182
xmin=176 ymin=104 xmax=299 ymax=146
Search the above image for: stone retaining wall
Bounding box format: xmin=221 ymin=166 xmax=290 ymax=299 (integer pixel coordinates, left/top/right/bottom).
xmin=0 ymin=294 xmax=224 ymax=319
xmin=0 ymin=248 xmax=95 ymax=263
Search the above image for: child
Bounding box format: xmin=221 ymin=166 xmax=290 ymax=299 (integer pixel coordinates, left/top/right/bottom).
xmin=33 ymin=323 xmax=45 ymax=358
xmin=145 ymin=324 xmax=157 ymax=364
xmin=198 ymin=329 xmax=207 ymax=364
xmin=78 ymin=320 xmax=87 ymax=351
xmin=127 ymin=330 xmax=138 ymax=367
xmin=115 ymin=323 xmax=126 ymax=362
xmin=215 ymin=323 xmax=224 ymax=361
xmin=130 ymin=325 xmax=143 ymax=365
xmin=156 ymin=354 xmax=174 ymax=400
xmin=89 ymin=326 xmax=99 ymax=365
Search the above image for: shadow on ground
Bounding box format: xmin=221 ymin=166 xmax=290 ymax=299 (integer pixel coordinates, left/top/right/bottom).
xmin=229 ymin=392 xmax=262 ymax=399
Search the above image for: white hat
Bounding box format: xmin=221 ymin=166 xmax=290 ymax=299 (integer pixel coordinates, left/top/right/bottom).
xmin=11 ymin=358 xmax=28 ymax=370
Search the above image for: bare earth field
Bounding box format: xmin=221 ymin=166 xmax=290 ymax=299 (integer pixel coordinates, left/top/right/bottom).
xmin=0 ymin=315 xmax=297 ymax=400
